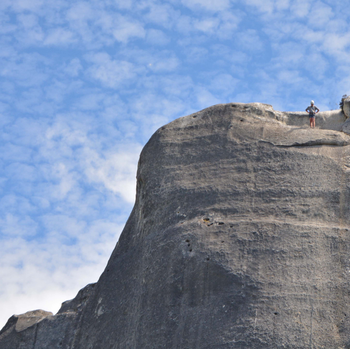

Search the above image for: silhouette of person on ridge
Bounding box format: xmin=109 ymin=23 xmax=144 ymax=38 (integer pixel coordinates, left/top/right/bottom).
xmin=305 ymin=100 xmax=320 ymax=128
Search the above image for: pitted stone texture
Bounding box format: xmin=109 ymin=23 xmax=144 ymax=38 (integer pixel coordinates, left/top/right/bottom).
xmin=3 ymin=103 xmax=350 ymax=348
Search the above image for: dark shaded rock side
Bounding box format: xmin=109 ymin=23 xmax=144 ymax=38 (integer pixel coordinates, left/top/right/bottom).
xmin=2 ymin=103 xmax=350 ymax=348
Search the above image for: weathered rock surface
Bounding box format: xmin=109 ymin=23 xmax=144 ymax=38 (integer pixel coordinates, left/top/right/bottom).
xmin=2 ymin=103 xmax=350 ymax=348
xmin=0 ymin=284 xmax=95 ymax=349
xmin=343 ymin=95 xmax=350 ymax=118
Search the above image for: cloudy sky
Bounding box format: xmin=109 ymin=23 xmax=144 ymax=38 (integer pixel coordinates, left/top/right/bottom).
xmin=1 ymin=0 xmax=350 ymax=328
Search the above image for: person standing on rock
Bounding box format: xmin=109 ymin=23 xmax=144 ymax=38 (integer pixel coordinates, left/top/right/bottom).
xmin=305 ymin=100 xmax=320 ymax=128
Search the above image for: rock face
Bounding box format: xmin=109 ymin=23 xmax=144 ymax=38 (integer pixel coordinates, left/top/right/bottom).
xmin=2 ymin=103 xmax=350 ymax=348
xmin=343 ymin=95 xmax=350 ymax=118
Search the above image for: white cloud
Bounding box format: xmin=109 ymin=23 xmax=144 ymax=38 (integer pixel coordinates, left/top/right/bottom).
xmin=84 ymin=148 xmax=140 ymax=204
xmin=174 ymin=9 xmax=240 ymax=38
xmin=113 ymin=0 xmax=134 ymax=10
xmin=17 ymin=13 xmax=39 ymax=28
xmin=146 ymin=29 xmax=170 ymax=45
xmin=0 ymin=52 xmax=51 ymax=91
xmin=217 ymin=11 xmax=241 ymax=38
xmin=153 ymin=75 xmax=194 ymax=98
xmin=309 ymin=1 xmax=333 ymax=27
xmin=9 ymin=0 xmax=45 ymax=12
xmin=44 ymin=27 xmax=76 ymax=45
xmin=42 ymin=112 xmax=140 ymax=203
xmin=244 ymin=0 xmax=274 ymax=14
xmin=65 ymin=2 xmax=99 ymax=45
xmin=193 ymin=17 xmax=220 ymax=33
xmin=175 ymin=15 xmax=193 ymax=34
xmin=86 ymin=52 xmax=138 ymax=88
xmin=66 ymin=2 xmax=94 ymax=23
xmin=185 ymin=46 xmax=209 ymax=62
xmin=210 ymin=44 xmax=247 ymax=66
xmin=194 ymin=86 xmax=221 ymax=109
xmin=63 ymin=58 xmax=83 ymax=77
xmin=277 ymin=69 xmax=305 ymax=85
xmin=0 ymin=18 xmax=17 ymax=36
xmin=210 ymin=73 xmax=239 ymax=94
xmin=323 ymin=32 xmax=350 ymax=55
xmin=4 ymin=162 xmax=37 ymax=182
xmin=0 ymin=142 xmax=32 ymax=162
xmin=303 ymin=52 xmax=328 ymax=76
xmin=142 ymin=2 xmax=176 ymax=28
xmin=0 ymin=218 xmax=124 ymax=328
xmin=112 ymin=15 xmax=145 ymax=43
xmin=0 ymin=214 xmax=38 ymax=237
xmin=50 ymin=163 xmax=78 ymax=200
xmin=148 ymin=55 xmax=180 ymax=72
xmin=182 ymin=0 xmax=231 ymax=12
xmin=0 ymin=0 xmax=11 ymax=11
xmin=270 ymin=42 xmax=305 ymax=66
xmin=290 ymin=0 xmax=312 ymax=18
xmin=130 ymin=92 xmax=185 ymax=126
xmin=295 ymin=27 xmax=324 ymax=44
xmin=237 ymin=29 xmax=263 ymax=51
xmin=275 ymin=0 xmax=290 ymax=11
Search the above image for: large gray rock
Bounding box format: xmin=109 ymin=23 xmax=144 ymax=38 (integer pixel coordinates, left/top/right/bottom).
xmin=0 ymin=284 xmax=95 ymax=349
xmin=2 ymin=103 xmax=350 ymax=348
xmin=343 ymin=96 xmax=350 ymax=118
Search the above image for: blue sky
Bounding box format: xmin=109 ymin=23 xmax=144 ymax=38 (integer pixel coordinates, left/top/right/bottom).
xmin=1 ymin=0 xmax=350 ymax=327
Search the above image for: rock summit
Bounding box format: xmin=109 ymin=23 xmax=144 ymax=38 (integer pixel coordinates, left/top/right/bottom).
xmin=2 ymin=103 xmax=350 ymax=348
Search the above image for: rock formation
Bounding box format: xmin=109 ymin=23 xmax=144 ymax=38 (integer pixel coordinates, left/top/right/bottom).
xmin=342 ymin=95 xmax=350 ymax=118
xmin=2 ymin=103 xmax=350 ymax=348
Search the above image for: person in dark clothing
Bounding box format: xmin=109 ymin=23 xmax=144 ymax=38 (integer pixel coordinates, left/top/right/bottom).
xmin=305 ymin=100 xmax=320 ymax=128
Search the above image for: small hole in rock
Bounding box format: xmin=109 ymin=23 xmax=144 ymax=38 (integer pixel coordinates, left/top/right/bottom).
xmin=188 ymin=244 xmax=190 ymax=247
xmin=185 ymin=239 xmax=190 ymax=242
xmin=274 ymin=312 xmax=278 ymax=315
xmin=218 ymin=222 xmax=224 ymax=225
xmin=221 ymin=241 xmax=224 ymax=243
xmin=240 ymin=119 xmax=244 ymax=122
xmin=189 ymin=249 xmax=192 ymax=252
xmin=207 ymin=257 xmax=210 ymax=260
xmin=193 ymin=115 xmax=197 ymax=118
